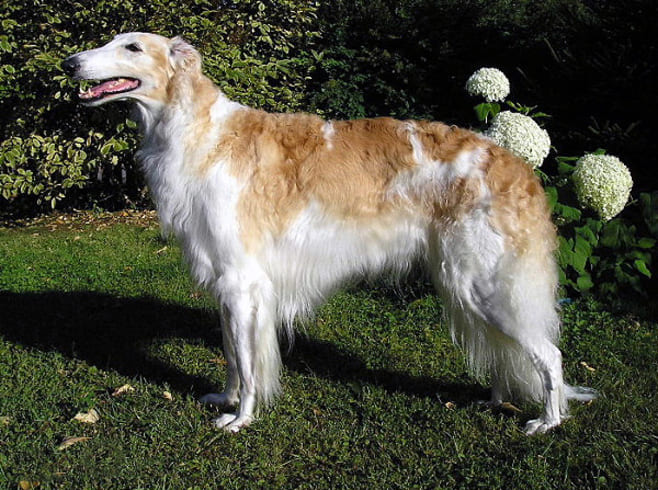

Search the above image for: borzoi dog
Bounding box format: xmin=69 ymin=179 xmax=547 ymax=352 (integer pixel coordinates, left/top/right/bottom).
xmin=63 ymin=33 xmax=596 ymax=434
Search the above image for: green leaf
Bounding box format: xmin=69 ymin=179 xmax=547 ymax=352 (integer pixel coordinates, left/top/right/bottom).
xmin=636 ymin=237 xmax=656 ymax=249
xmin=557 ymin=160 xmax=576 ymax=176
xmin=575 ymin=224 xmax=599 ymax=247
xmin=555 ymin=203 xmax=582 ymax=222
xmin=634 ymin=260 xmax=651 ymax=277
xmin=474 ymin=102 xmax=500 ymax=123
xmin=576 ymin=274 xmax=594 ymax=291
xmin=572 ymin=236 xmax=592 ymax=273
xmin=100 ymin=143 xmax=113 ymax=156
xmin=585 ymin=218 xmax=603 ymax=235
xmin=545 ymin=186 xmax=558 ymax=211
xmin=557 ymin=266 xmax=568 ymax=286
xmin=557 ymin=236 xmax=574 ymax=268
xmin=600 ymin=220 xmax=622 ymax=248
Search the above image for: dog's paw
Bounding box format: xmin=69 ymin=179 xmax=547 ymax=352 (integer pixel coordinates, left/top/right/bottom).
xmin=524 ymin=417 xmax=560 ymax=435
xmin=200 ymin=392 xmax=238 ymax=408
xmin=212 ymin=413 xmax=253 ymax=433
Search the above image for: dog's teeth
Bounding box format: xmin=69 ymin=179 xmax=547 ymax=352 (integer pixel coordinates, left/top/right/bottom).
xmin=78 ymin=87 xmax=94 ymax=99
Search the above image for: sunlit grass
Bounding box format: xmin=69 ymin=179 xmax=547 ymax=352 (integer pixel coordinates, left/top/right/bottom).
xmin=0 ymin=215 xmax=656 ymax=488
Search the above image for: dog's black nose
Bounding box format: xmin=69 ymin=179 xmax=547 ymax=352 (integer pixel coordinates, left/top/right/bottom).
xmin=61 ymin=56 xmax=80 ymax=76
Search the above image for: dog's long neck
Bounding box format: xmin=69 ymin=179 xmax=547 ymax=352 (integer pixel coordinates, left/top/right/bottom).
xmin=134 ymin=69 xmax=221 ymax=134
xmin=136 ymin=68 xmax=243 ymax=169
xmin=134 ymin=70 xmax=242 ymax=237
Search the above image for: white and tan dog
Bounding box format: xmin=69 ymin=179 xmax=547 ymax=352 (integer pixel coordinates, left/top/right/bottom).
xmin=63 ymin=33 xmax=595 ymax=434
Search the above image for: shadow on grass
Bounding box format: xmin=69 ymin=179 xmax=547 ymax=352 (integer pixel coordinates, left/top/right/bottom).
xmin=0 ymin=290 xmax=485 ymax=405
xmin=289 ymin=336 xmax=487 ymax=405
xmin=0 ymin=290 xmax=221 ymax=395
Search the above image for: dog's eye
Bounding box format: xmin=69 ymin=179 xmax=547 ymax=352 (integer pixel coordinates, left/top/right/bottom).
xmin=125 ymin=43 xmax=142 ymax=53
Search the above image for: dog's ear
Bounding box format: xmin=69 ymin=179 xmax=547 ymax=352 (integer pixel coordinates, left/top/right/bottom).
xmin=169 ymin=36 xmax=201 ymax=72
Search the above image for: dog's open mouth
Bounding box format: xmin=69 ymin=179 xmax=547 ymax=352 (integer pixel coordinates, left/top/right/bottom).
xmin=79 ymin=77 xmax=141 ymax=102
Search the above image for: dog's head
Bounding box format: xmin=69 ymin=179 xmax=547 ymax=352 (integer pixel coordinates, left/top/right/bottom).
xmin=62 ymin=33 xmax=200 ymax=108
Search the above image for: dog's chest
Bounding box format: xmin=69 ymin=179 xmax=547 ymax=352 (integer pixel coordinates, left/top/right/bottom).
xmin=140 ymin=139 xmax=245 ymax=287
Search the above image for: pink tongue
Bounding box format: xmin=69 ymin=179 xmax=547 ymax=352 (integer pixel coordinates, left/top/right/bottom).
xmin=81 ymin=78 xmax=139 ymax=99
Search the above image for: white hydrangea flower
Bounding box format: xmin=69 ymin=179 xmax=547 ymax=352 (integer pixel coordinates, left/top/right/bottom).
xmin=572 ymin=153 xmax=633 ymax=221
xmin=465 ymin=67 xmax=510 ymax=102
xmin=484 ymin=111 xmax=551 ymax=167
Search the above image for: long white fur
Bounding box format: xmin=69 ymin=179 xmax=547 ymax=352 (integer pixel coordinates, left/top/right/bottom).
xmin=64 ymin=33 xmax=596 ymax=434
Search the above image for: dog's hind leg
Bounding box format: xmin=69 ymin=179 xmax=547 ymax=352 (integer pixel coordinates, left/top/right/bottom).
xmin=516 ymin=340 xmax=566 ymax=434
xmin=431 ymin=213 xmax=590 ymax=434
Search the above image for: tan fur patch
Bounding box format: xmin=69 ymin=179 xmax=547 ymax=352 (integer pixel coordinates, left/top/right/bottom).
xmin=406 ymin=121 xmax=491 ymax=221
xmin=484 ymin=144 xmax=556 ymax=255
xmin=412 ymin=121 xmax=483 ymax=163
xmin=215 ymin=112 xmax=422 ymax=251
xmin=406 ymin=119 xmax=555 ymax=254
xmin=203 ymin=105 xmax=552 ymax=256
xmin=139 ymin=35 xmax=174 ymax=106
xmin=138 ymin=35 xmax=219 ymax=152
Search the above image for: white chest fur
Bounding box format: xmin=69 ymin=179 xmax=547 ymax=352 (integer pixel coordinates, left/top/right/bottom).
xmin=135 ymin=100 xmax=246 ymax=292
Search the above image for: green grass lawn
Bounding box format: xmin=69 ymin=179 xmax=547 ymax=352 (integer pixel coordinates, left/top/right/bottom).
xmin=1 ymin=213 xmax=656 ymax=489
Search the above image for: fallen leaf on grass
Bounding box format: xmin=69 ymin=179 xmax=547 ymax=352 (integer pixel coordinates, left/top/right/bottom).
xmin=19 ymin=481 xmax=40 ymax=489
xmin=163 ymin=391 xmax=173 ymax=401
xmin=73 ymin=409 xmax=100 ymax=424
xmin=499 ymin=402 xmax=522 ymax=414
xmin=112 ymin=384 xmax=135 ymax=397
xmin=154 ymin=246 xmax=168 ymax=255
xmin=444 ymin=401 xmax=456 ymax=410
xmin=209 ymin=358 xmax=227 ymax=366
xmin=0 ymin=416 xmax=10 ymax=426
xmin=57 ymin=436 xmax=90 ymax=451
xmin=580 ymin=361 xmax=596 ymax=372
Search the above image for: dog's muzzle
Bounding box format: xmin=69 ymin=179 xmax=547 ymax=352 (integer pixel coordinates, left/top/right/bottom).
xmin=62 ymin=56 xmax=81 ymax=77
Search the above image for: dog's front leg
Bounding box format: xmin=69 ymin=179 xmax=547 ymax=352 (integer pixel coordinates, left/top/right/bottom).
xmin=202 ymin=270 xmax=281 ymax=432
xmin=211 ymin=291 xmax=259 ymax=432
xmin=200 ymin=304 xmax=241 ymax=410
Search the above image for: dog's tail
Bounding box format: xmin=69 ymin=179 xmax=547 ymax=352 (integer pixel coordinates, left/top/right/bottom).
xmin=565 ymin=384 xmax=598 ymax=402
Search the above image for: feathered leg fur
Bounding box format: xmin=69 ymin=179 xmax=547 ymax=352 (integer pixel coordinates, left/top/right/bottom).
xmin=432 ymin=212 xmax=595 ymax=434
xmin=201 ymin=268 xmax=282 ymax=432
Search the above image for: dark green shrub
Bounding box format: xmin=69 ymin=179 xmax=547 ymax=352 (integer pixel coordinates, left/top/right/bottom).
xmin=0 ymin=0 xmax=320 ymax=215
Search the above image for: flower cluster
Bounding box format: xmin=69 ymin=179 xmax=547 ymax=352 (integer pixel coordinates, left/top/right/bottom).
xmin=572 ymin=153 xmax=633 ymax=221
xmin=465 ymin=67 xmax=510 ymax=102
xmin=484 ymin=111 xmax=551 ymax=167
